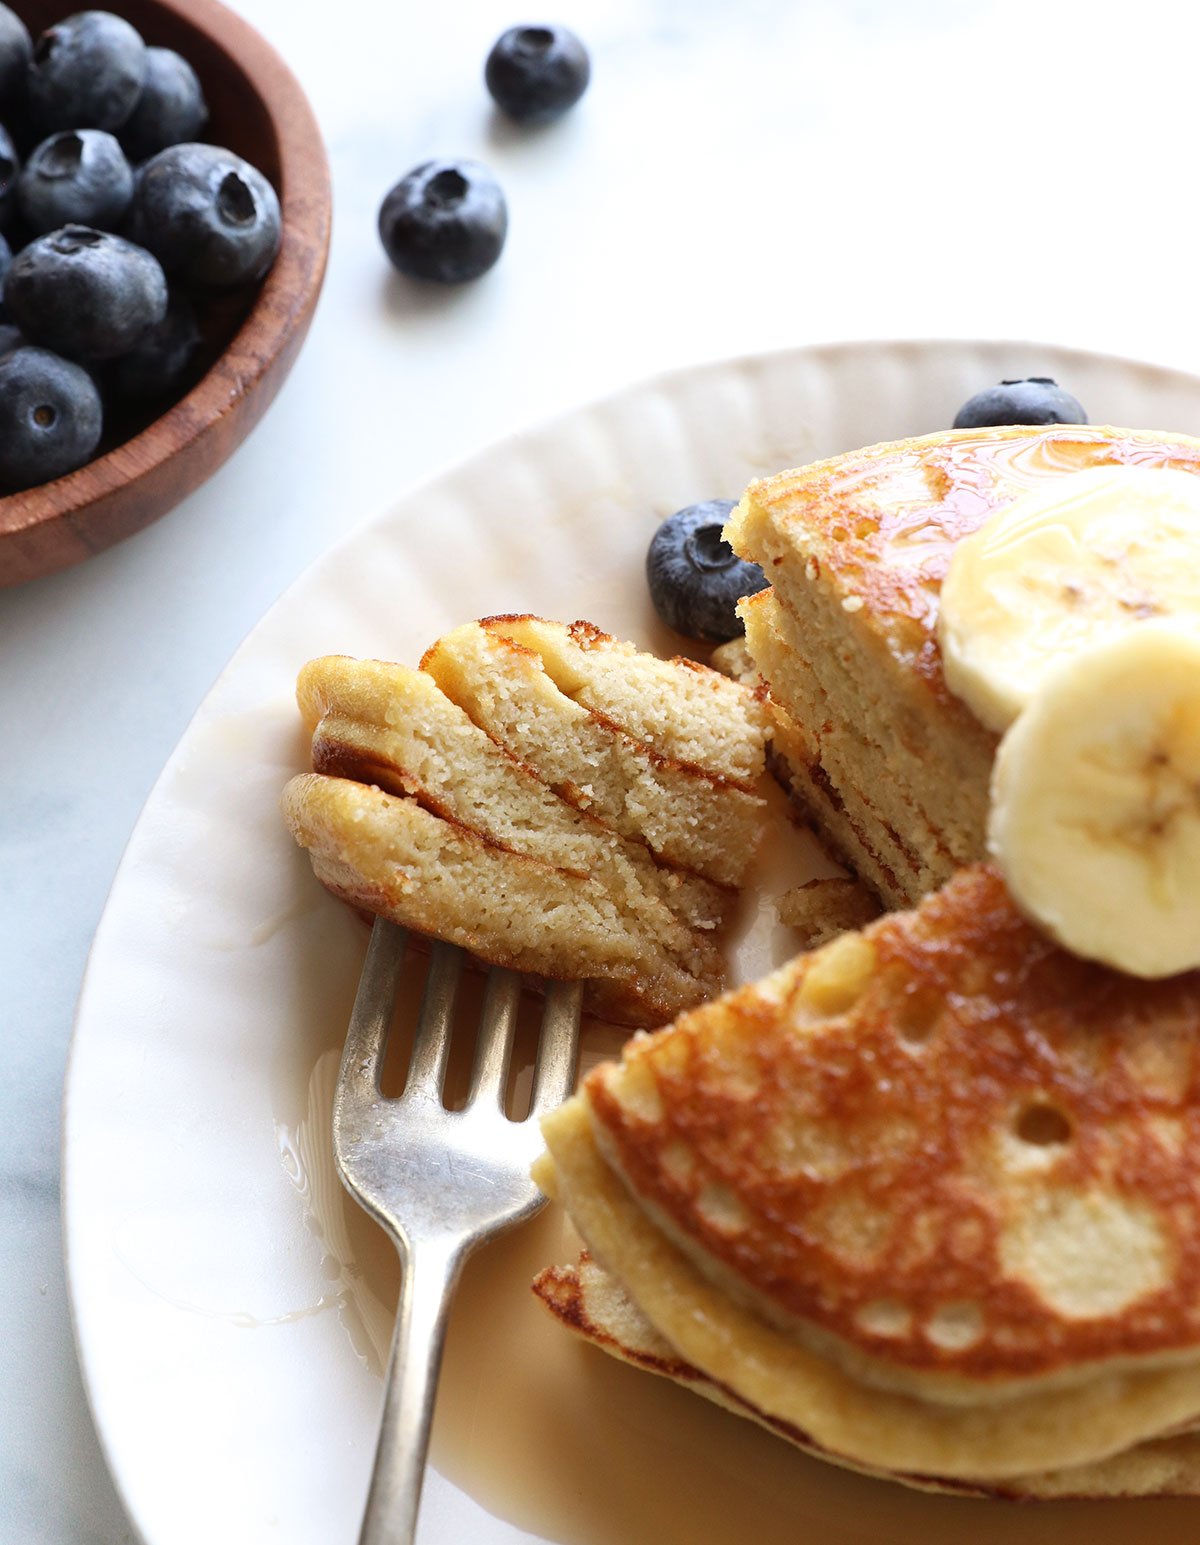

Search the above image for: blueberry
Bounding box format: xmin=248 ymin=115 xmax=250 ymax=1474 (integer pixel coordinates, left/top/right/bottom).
xmin=485 ymin=25 xmax=590 ymax=124
xmin=0 ymin=344 xmax=102 ymax=490
xmin=0 ymin=226 xmax=9 ymax=288
xmin=120 ymin=47 xmax=208 ymax=161
xmin=378 ymin=160 xmax=507 ymax=284
xmin=129 ymin=142 xmax=281 ymax=287
xmin=952 ymin=377 xmax=1087 ymax=429
xmin=646 ymin=500 xmax=768 ymax=642
xmin=5 ymin=224 xmax=166 ymax=360
xmin=0 ymin=3 xmax=32 ymax=105
xmin=106 ymin=288 xmax=199 ymax=402
xmin=0 ymin=319 xmax=23 ymax=354
xmin=19 ymin=130 xmax=133 ymax=234
xmin=0 ymin=120 xmax=18 ymax=226
xmin=27 ymin=11 xmax=146 ymax=133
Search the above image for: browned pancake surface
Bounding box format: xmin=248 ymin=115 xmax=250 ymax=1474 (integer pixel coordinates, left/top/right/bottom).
xmin=734 ymin=425 xmax=1200 ymax=703
xmin=586 ymin=865 xmax=1200 ymax=1384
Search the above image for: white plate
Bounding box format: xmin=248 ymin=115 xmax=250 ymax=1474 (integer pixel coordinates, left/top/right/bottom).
xmin=64 ymin=341 xmax=1200 ymax=1545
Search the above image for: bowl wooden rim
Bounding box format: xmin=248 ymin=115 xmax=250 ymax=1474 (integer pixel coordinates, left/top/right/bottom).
xmin=0 ymin=0 xmax=333 ymax=586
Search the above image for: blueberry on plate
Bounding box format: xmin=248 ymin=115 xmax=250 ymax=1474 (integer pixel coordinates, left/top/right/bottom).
xmin=19 ymin=129 xmax=133 ymax=234
xmin=952 ymin=377 xmax=1087 ymax=429
xmin=484 ymin=25 xmax=590 ymax=125
xmin=129 ymin=142 xmax=281 ymax=287
xmin=0 ymin=343 xmax=102 ymax=490
xmin=646 ymin=500 xmax=769 ymax=642
xmin=106 ymin=287 xmax=199 ymax=402
xmin=5 ymin=224 xmax=167 ymax=360
xmin=0 ymin=3 xmax=32 ymax=104
xmin=27 ymin=10 xmax=146 ymax=133
xmin=120 ymin=47 xmax=208 ymax=161
xmin=378 ymin=159 xmax=507 ymax=284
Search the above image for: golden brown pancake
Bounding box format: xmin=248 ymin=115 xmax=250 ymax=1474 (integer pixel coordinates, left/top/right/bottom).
xmin=533 ymin=1253 xmax=1200 ymax=1500
xmin=536 ymin=865 xmax=1200 ymax=1480
xmin=726 ymin=426 xmax=1200 ymax=904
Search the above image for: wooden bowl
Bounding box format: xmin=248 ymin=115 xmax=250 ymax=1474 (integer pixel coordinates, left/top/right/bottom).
xmin=0 ymin=0 xmax=332 ymax=586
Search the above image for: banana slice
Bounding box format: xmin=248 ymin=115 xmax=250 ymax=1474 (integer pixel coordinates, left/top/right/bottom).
xmin=938 ymin=464 xmax=1200 ymax=733
xmin=988 ymin=623 xmax=1200 ymax=979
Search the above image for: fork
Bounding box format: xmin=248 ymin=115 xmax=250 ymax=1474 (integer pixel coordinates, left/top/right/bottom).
xmin=333 ymin=917 xmax=583 ymax=1545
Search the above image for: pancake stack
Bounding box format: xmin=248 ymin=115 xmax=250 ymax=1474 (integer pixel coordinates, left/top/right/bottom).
xmin=725 ymin=424 xmax=1200 ymax=908
xmin=282 ymin=616 xmax=769 ymax=1026
xmin=534 ymin=866 xmax=1200 ymax=1497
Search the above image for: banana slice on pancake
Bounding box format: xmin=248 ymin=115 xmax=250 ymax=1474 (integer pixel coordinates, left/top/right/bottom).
xmin=989 ymin=622 xmax=1200 ymax=979
xmin=938 ymin=464 xmax=1200 ymax=733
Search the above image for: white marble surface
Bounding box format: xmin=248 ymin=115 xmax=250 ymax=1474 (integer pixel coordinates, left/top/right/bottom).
xmin=6 ymin=0 xmax=1200 ymax=1539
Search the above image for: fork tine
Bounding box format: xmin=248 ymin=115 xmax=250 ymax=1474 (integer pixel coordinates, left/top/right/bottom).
xmin=467 ymin=967 xmax=522 ymax=1106
xmin=334 ymin=917 xmax=407 ymax=1121
xmin=528 ymin=978 xmax=583 ymax=1117
xmin=402 ymin=940 xmax=464 ymax=1102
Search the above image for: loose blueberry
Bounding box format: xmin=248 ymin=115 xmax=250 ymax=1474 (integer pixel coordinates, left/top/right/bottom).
xmin=0 ymin=344 xmax=102 ymax=490
xmin=106 ymin=287 xmax=199 ymax=402
xmin=0 ymin=3 xmax=32 ymax=105
xmin=19 ymin=129 xmax=133 ymax=233
xmin=485 ymin=24 xmax=590 ymax=124
xmin=129 ymin=142 xmax=281 ymax=286
xmin=0 ymin=120 xmax=18 ymax=226
xmin=0 ymin=319 xmax=23 ymax=354
xmin=27 ymin=10 xmax=146 ymax=133
xmin=646 ymin=500 xmax=769 ymax=642
xmin=120 ymin=47 xmax=208 ymax=161
xmin=5 ymin=224 xmax=167 ymax=360
xmin=952 ymin=377 xmax=1087 ymax=429
xmin=378 ymin=160 xmax=507 ymax=284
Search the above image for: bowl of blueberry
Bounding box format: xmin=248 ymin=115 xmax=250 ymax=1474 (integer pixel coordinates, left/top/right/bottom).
xmin=0 ymin=0 xmax=331 ymax=586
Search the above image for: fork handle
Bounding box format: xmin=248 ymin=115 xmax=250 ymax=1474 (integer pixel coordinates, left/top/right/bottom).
xmin=359 ymin=1233 xmax=466 ymax=1545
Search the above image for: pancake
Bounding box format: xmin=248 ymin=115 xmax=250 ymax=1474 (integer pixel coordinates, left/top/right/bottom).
xmin=742 ymin=587 xmax=942 ymax=905
xmin=710 ymin=631 xmax=891 ymax=931
xmin=283 ymin=619 xmax=769 ymax=1026
xmin=297 ymin=654 xmax=728 ymax=949
xmin=726 ymin=425 xmax=1200 ymax=904
xmin=775 ymin=877 xmax=881 ymax=950
xmin=535 ymin=865 xmax=1200 ymax=1479
xmin=421 ymin=617 xmax=767 ymax=886
xmin=282 ymin=773 xmax=711 ymax=1025
xmin=480 ymin=615 xmax=766 ymax=783
xmin=532 ymin=1253 xmax=1200 ymax=1500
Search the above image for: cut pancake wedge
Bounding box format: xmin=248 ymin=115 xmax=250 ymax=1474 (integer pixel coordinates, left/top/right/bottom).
xmin=283 ymin=619 xmax=769 ymax=1025
xmin=479 ymin=615 xmax=767 ymax=784
xmin=298 ymin=655 xmax=727 ymax=965
xmin=422 ymin=619 xmax=767 ymax=886
xmin=282 ymin=774 xmax=714 ymax=1025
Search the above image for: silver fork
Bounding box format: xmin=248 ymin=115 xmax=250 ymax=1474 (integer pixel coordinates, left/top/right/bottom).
xmin=333 ymin=918 xmax=583 ymax=1545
